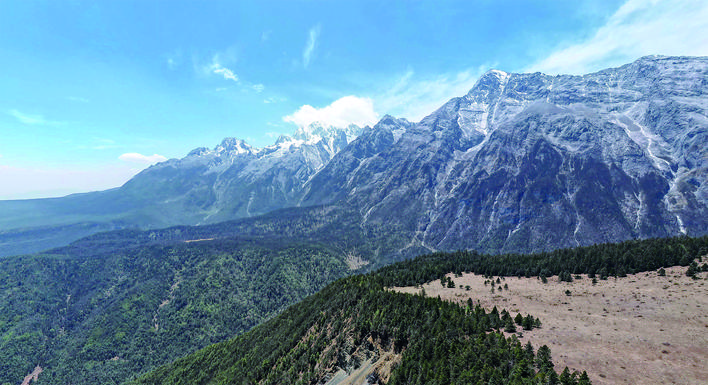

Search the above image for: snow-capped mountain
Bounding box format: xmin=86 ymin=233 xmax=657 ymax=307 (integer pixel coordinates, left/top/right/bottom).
xmin=1 ymin=55 xmax=706 ymax=257
xmin=303 ymin=55 xmax=708 ymax=253
xmin=118 ymin=122 xmax=366 ymax=224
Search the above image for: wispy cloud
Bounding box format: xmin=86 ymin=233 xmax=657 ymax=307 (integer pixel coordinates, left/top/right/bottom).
xmin=283 ymin=95 xmax=379 ymax=128
xmin=372 ymin=65 xmax=491 ymax=122
xmin=118 ymin=152 xmax=168 ymax=165
xmin=8 ymin=109 xmax=65 ymax=126
xmin=67 ymin=96 xmax=89 ymax=103
xmin=528 ymin=0 xmax=708 ymax=74
xmin=302 ymin=24 xmax=321 ymax=68
xmin=166 ymin=49 xmax=183 ymax=70
xmin=201 ymin=53 xmax=240 ymax=83
xmin=263 ymin=96 xmax=286 ymax=104
xmin=201 ymin=53 xmax=267 ymax=94
xmin=210 ymin=61 xmax=239 ymax=82
xmin=86 ymin=138 xmax=120 ymax=150
xmin=261 ymin=30 xmax=272 ymax=42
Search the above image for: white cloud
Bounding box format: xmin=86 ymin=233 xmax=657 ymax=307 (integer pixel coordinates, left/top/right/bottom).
xmin=118 ymin=153 xmax=167 ymax=164
xmin=529 ymin=0 xmax=708 ymax=74
xmin=263 ymin=96 xmax=286 ymax=104
xmin=303 ymin=24 xmax=321 ymax=68
xmin=373 ymin=66 xmax=490 ymax=122
xmin=211 ymin=64 xmax=239 ymax=82
xmin=252 ymin=84 xmax=265 ymax=93
xmin=8 ymin=109 xmax=65 ymax=126
xmin=204 ymin=54 xmax=240 ymax=82
xmin=283 ymin=96 xmax=379 ymax=128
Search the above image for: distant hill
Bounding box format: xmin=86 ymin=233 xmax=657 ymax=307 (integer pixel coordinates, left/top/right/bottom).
xmin=0 ymin=236 xmax=352 ymax=385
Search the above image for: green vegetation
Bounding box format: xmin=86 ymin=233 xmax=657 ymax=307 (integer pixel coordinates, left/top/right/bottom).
xmin=0 ymin=238 xmax=349 ymax=384
xmin=52 ymin=205 xmax=417 ymax=268
xmin=4 ymin=232 xmax=706 ymax=384
xmin=133 ymin=273 xmax=576 ymax=385
xmin=132 ymin=235 xmax=708 ymax=385
xmin=374 ymin=235 xmax=708 ymax=287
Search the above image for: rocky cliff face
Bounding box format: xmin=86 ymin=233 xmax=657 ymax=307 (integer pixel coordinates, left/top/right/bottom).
xmin=303 ymin=56 xmax=708 ymax=253
xmin=1 ymin=56 xmax=706 ymax=256
xmin=119 ymin=123 xmax=365 ymax=225
xmin=0 ymin=123 xmax=367 ymax=256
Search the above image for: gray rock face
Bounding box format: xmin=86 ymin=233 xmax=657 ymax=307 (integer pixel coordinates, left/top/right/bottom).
xmin=1 ymin=56 xmax=706 ymax=257
xmin=120 ymin=123 xmax=364 ymax=225
xmin=304 ymin=56 xmax=708 ymax=253
xmin=0 ymin=123 xmax=366 ymax=256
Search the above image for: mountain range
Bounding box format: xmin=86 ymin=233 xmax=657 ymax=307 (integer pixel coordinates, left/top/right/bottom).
xmin=1 ymin=55 xmax=708 ymax=385
xmin=1 ymin=55 xmax=707 ymax=258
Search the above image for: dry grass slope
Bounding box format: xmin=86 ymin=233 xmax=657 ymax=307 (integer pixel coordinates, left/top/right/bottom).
xmin=394 ymin=264 xmax=708 ymax=385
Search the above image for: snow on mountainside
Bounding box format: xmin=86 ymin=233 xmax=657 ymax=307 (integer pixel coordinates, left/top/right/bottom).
xmin=120 ymin=122 xmax=367 ymax=224
xmin=303 ymin=55 xmax=708 ymax=253
xmin=1 ymin=55 xmax=706 ymax=257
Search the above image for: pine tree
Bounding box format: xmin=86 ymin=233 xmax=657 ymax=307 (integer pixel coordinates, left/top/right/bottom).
xmin=559 ymin=367 xmax=577 ymax=385
xmin=535 ymin=345 xmax=554 ymax=373
xmin=504 ymin=317 xmax=517 ymax=333
xmin=524 ymin=341 xmax=534 ymax=361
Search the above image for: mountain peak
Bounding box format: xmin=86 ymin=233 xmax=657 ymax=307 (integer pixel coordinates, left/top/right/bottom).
xmin=292 ymin=121 xmax=363 ymax=142
xmin=466 ymin=68 xmax=511 ymax=100
xmin=215 ymin=137 xmax=255 ymax=155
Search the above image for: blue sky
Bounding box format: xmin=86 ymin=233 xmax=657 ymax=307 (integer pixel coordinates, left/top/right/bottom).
xmin=1 ymin=0 xmax=707 ymax=199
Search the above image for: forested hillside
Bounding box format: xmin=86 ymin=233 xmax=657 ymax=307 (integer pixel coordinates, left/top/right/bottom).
xmin=134 ymin=235 xmax=708 ymax=385
xmin=133 ymin=274 xmax=575 ymax=385
xmin=0 ymin=238 xmax=350 ymax=385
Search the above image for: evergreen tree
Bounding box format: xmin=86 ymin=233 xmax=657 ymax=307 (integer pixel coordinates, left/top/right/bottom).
xmin=504 ymin=317 xmax=517 ymax=333
xmin=524 ymin=341 xmax=535 ymax=361
xmin=536 ymin=345 xmax=554 ymax=373
xmin=559 ymin=367 xmax=577 ymax=385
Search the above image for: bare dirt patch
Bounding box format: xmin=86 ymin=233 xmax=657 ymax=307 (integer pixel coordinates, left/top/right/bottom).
xmin=21 ymin=365 xmax=42 ymax=385
xmin=345 ymin=253 xmax=369 ymax=270
xmin=183 ymin=238 xmax=215 ymax=243
xmin=393 ymin=265 xmax=708 ymax=385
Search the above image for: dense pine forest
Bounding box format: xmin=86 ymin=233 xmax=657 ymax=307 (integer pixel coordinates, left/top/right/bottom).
xmin=375 ymin=235 xmax=708 ymax=286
